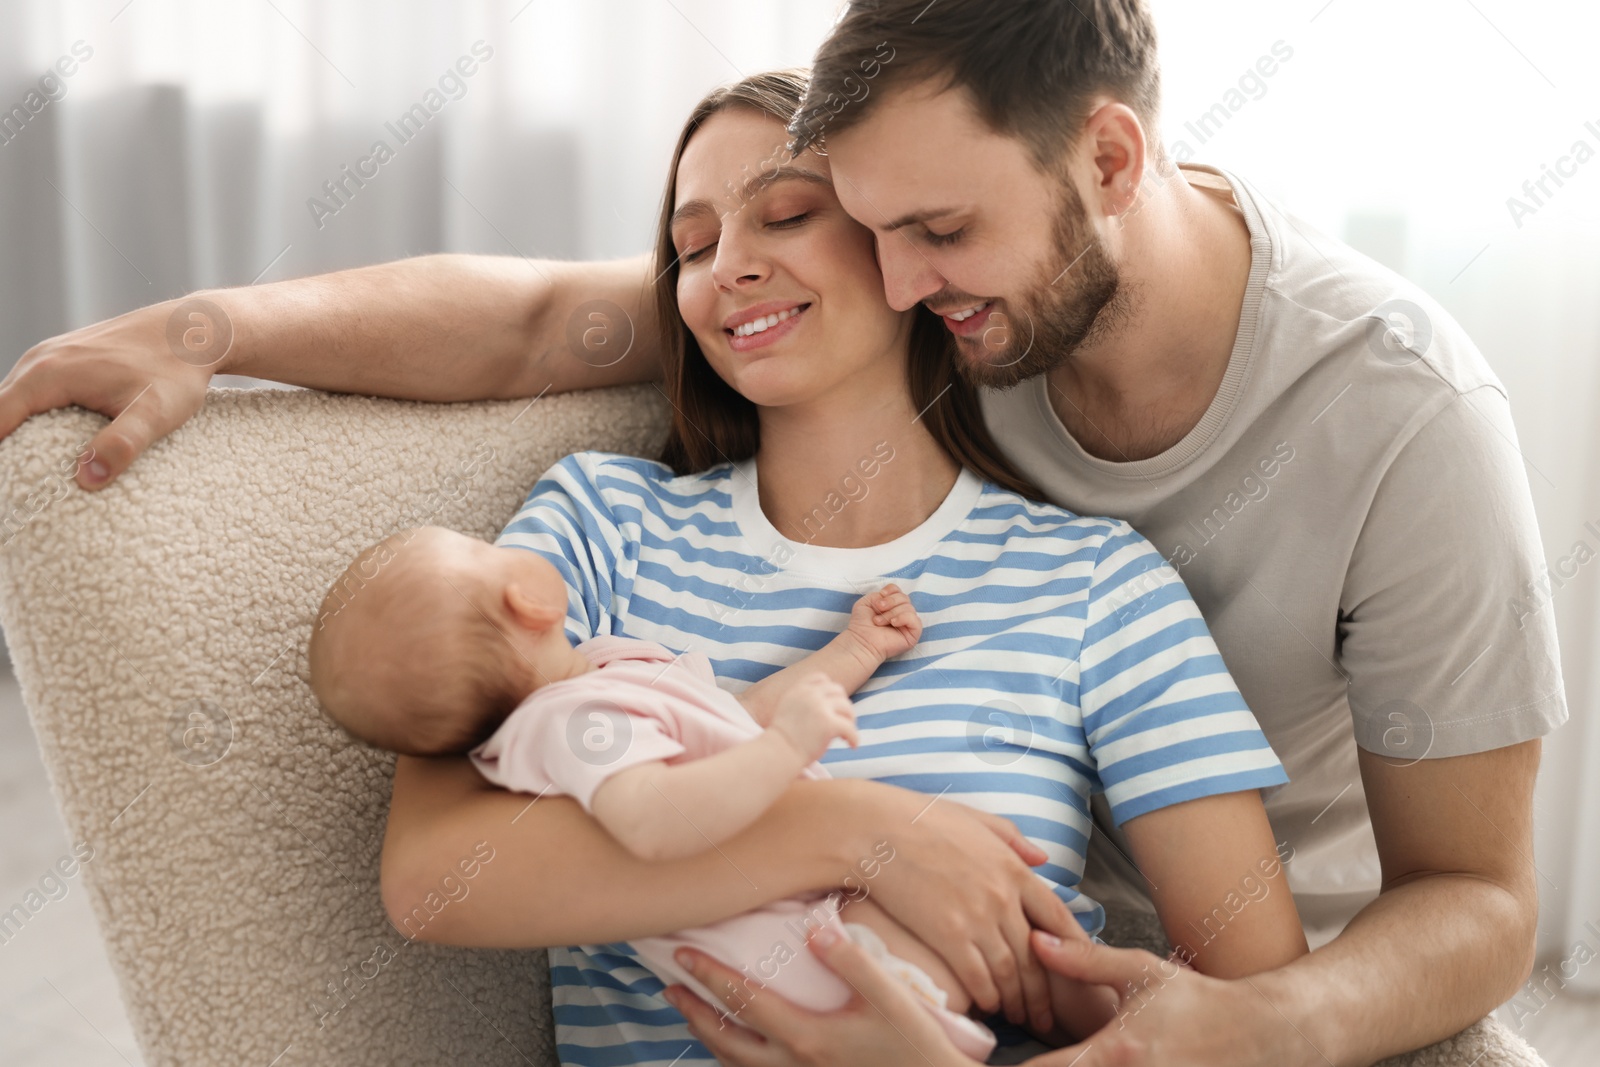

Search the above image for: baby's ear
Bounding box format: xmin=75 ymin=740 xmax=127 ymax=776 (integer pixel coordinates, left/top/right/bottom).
xmin=503 ymin=582 xmax=564 ymax=631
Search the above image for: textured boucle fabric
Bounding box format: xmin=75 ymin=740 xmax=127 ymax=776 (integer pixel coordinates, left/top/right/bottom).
xmin=0 ymin=385 xmax=1543 ymax=1066
xmin=0 ymin=384 xmax=670 ymax=1066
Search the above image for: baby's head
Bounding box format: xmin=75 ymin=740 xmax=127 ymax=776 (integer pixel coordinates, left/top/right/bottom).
xmin=308 ymin=525 xmax=581 ymax=756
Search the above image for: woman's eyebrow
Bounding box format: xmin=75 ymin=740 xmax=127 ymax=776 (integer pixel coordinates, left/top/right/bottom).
xmin=670 ymin=166 xmax=831 ymax=229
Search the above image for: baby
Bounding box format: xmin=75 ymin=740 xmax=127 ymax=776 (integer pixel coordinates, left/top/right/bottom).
xmin=308 ymin=524 xmax=999 ymax=1059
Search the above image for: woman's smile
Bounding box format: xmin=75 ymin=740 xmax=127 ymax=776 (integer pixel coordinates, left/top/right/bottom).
xmin=724 ymin=301 xmax=811 ymax=352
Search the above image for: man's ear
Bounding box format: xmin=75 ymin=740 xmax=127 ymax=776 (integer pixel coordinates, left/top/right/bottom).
xmin=1082 ymin=100 xmax=1145 ymax=209
xmin=503 ymin=582 xmax=564 ymax=632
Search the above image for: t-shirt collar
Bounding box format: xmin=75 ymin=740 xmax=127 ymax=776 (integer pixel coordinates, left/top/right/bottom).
xmin=728 ymin=458 xmax=985 ymax=581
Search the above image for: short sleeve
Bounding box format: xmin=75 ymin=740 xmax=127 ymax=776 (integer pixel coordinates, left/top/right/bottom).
xmin=469 ymin=697 xmax=687 ymax=812
xmin=1340 ymin=385 xmax=1568 ymax=758
xmin=1080 ymin=523 xmax=1289 ymax=827
xmin=494 ymin=452 xmax=629 ymax=644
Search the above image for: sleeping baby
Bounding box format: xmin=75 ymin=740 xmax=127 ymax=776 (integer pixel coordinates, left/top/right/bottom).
xmin=307 ymin=524 xmax=999 ymax=1060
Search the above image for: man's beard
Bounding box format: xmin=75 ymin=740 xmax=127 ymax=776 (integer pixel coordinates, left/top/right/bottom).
xmin=951 ymin=177 xmax=1124 ymax=390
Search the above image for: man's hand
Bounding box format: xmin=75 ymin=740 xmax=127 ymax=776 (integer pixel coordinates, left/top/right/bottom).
xmin=0 ymin=298 xmax=215 ymax=490
xmin=1024 ymin=931 xmax=1297 ymax=1066
xmin=1 ymin=252 xmax=664 ymax=491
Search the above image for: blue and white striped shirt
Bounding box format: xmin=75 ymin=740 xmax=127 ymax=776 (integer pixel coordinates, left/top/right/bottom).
xmin=494 ymin=450 xmax=1287 ymax=1066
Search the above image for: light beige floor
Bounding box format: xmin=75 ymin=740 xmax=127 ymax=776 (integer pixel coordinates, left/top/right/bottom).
xmin=1 ymin=666 xmax=1595 ymax=1064
xmin=0 ymin=668 xmax=144 ymax=1066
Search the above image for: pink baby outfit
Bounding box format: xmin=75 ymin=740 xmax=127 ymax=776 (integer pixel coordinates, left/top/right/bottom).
xmin=469 ymin=635 xmax=997 ymax=1061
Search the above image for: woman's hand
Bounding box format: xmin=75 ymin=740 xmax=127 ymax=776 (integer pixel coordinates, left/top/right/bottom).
xmin=667 ymin=929 xmax=1225 ymax=1067
xmin=1025 ymin=950 xmax=1122 ymax=1047
xmin=847 ymin=779 xmax=1088 ymax=1035
xmin=666 ymin=922 xmax=971 ymax=1067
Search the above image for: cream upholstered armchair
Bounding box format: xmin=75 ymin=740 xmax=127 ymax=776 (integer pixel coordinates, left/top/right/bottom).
xmin=0 ymin=385 xmax=1546 ymax=1066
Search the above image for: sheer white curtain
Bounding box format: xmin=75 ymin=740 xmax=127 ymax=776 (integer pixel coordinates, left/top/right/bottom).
xmin=0 ymin=0 xmax=841 ymax=363
xmin=2 ymin=0 xmax=1596 ymax=980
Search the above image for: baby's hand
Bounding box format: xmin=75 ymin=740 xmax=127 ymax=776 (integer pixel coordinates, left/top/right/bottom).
xmin=846 ymin=583 xmax=922 ymax=662
xmin=771 ymin=672 xmax=859 ymax=764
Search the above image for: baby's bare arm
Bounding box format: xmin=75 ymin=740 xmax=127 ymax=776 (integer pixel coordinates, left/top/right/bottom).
xmin=738 ymin=584 xmax=919 ymax=727
xmin=588 ymin=730 xmax=813 ymax=863
xmin=738 ymin=640 xmax=878 ymax=727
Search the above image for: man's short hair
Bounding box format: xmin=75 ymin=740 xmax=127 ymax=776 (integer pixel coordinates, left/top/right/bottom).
xmin=791 ymin=0 xmax=1164 ymax=169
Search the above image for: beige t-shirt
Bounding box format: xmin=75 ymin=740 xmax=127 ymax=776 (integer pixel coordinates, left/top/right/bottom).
xmin=980 ymin=163 xmax=1568 ymax=948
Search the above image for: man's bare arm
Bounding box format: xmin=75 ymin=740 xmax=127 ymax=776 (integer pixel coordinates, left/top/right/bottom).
xmin=0 ymin=252 xmax=660 ymax=490
xmin=1258 ymin=739 xmax=1541 ymax=1065
xmin=1029 ymin=739 xmax=1542 ymax=1067
xmin=219 ymin=253 xmax=660 ymax=397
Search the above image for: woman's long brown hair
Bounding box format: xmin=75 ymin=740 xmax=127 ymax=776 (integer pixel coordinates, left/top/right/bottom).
xmin=653 ymin=69 xmax=1044 ymax=502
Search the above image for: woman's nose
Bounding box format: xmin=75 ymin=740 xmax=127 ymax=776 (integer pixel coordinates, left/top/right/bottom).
xmin=710 ymin=226 xmax=769 ymax=291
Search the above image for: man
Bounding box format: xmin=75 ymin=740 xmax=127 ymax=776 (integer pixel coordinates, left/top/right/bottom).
xmin=0 ymin=1 xmax=1563 ymax=1064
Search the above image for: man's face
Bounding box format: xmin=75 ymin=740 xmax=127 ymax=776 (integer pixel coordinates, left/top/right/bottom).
xmin=826 ymin=81 xmax=1124 ymax=388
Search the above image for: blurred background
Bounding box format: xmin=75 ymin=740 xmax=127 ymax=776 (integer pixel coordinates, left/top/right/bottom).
xmin=0 ymin=0 xmax=1597 ymax=1062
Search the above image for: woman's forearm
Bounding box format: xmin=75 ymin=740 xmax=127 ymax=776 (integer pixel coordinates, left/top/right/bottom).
xmin=1122 ymin=790 xmax=1308 ymax=978
xmin=381 ymin=754 xmax=873 ymax=948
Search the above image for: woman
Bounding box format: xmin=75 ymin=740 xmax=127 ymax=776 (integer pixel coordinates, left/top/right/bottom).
xmin=380 ymin=70 xmax=1305 ymax=1065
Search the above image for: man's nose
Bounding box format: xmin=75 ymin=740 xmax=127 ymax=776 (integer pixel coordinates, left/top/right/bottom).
xmin=876 ymin=233 xmax=946 ymax=313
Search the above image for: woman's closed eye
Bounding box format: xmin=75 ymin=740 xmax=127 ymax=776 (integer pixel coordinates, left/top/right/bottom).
xmin=677 ymin=211 xmax=811 ymax=264
xmin=679 ymin=239 xmax=716 ymax=264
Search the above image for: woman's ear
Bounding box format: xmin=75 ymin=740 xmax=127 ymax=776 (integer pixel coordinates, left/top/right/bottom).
xmin=503 ymin=582 xmax=564 ymax=632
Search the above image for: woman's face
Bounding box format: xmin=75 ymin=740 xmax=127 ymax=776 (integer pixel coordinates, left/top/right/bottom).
xmin=670 ymin=108 xmax=912 ymax=410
